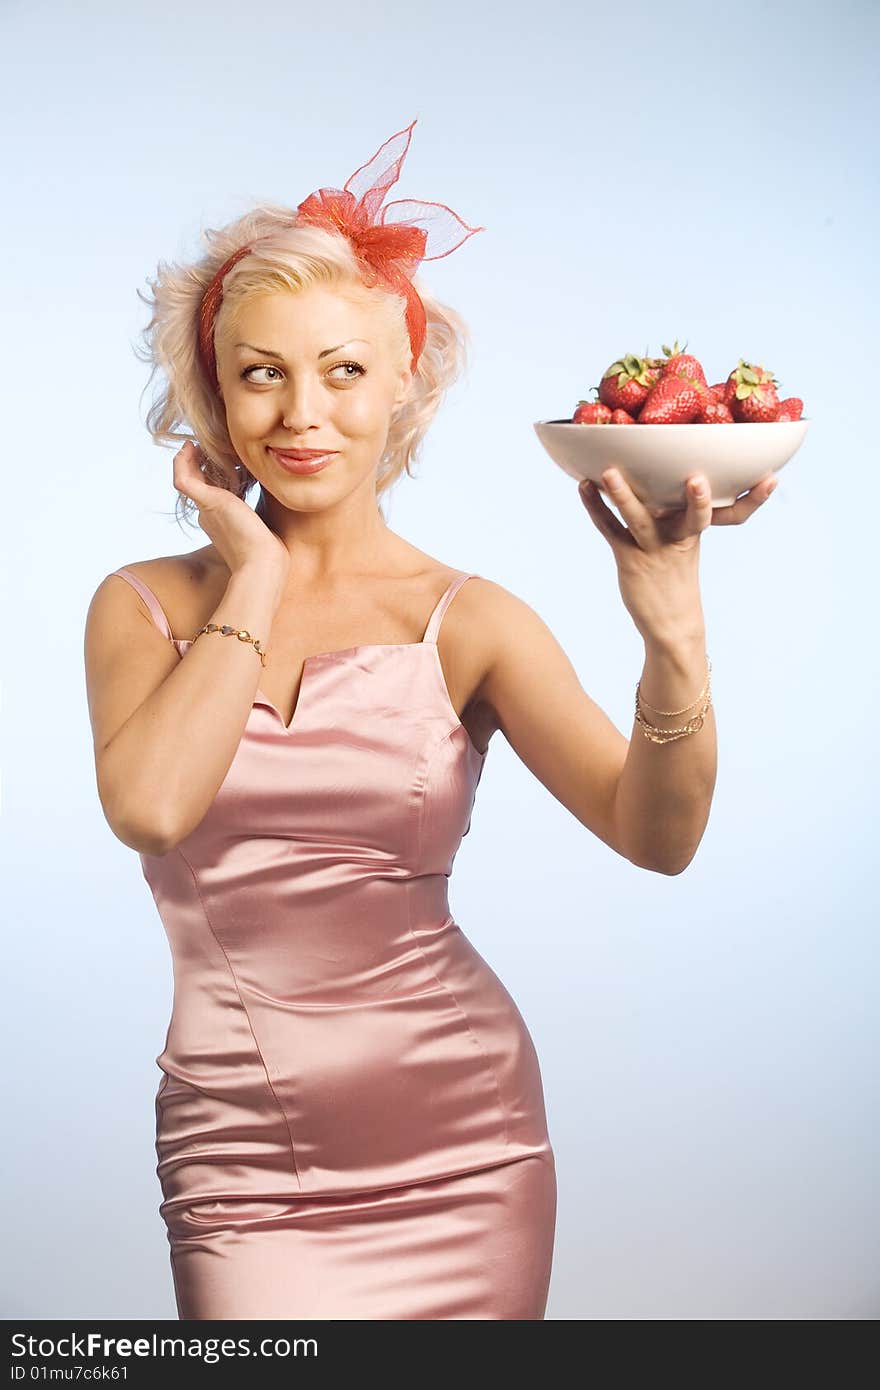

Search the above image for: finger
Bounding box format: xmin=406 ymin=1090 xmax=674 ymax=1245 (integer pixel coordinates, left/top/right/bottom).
xmin=710 ymin=473 xmax=778 ymax=526
xmin=599 ymin=468 xmax=657 ymax=548
xmin=172 ymin=441 xmax=200 ymax=491
xmin=579 ymin=478 xmax=632 ymax=546
xmin=173 ymin=440 xmax=218 ymax=503
xmin=684 ymin=474 xmax=715 ymax=532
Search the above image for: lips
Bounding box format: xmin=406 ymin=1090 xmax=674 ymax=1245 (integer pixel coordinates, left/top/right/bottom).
xmin=270 ymin=447 xmax=338 ymax=459
xmin=268 ymin=446 xmax=338 ymax=476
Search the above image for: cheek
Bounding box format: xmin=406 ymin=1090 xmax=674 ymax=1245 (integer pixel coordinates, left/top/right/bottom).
xmin=336 ymin=389 xmax=391 ymax=437
xmin=227 ymin=392 xmax=275 ymax=436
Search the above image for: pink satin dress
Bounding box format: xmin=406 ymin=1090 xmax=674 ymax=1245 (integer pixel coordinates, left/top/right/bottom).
xmin=109 ymin=566 xmax=557 ymax=1320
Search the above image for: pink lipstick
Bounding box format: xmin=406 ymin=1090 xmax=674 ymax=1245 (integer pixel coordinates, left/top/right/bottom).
xmin=268 ymin=447 xmax=338 ymax=475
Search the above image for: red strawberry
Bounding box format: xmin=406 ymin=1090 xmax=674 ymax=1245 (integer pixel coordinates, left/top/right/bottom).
xmin=598 ymin=353 xmax=660 ymax=415
xmin=697 ymin=398 xmax=735 ymax=424
xmin=728 ymin=359 xmax=781 ymax=422
xmin=654 ymin=339 xmax=708 ymax=385
xmin=639 ymin=374 xmax=704 ymax=424
xmin=718 ymin=376 xmax=739 ymax=408
xmin=775 ymin=396 xmax=803 ymax=421
xmin=610 ymin=408 xmax=636 ymax=424
xmin=692 ymin=378 xmax=715 ymax=410
xmin=573 ymin=400 xmax=613 ymax=424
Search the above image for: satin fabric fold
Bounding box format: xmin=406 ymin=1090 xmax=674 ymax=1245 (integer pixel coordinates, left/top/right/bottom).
xmin=110 ymin=568 xmax=557 ymax=1318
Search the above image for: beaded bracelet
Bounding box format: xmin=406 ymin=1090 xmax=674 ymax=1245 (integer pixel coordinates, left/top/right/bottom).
xmin=193 ymin=622 xmax=269 ymax=668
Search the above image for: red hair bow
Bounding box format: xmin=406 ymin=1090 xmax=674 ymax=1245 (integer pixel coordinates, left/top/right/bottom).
xmin=197 ymin=118 xmax=484 ymax=386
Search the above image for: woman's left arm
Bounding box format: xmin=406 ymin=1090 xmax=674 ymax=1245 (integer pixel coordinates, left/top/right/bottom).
xmin=584 ymin=464 xmax=778 ymax=872
xmin=614 ymin=630 xmax=716 ymax=876
xmin=475 ymin=465 xmax=777 ymax=876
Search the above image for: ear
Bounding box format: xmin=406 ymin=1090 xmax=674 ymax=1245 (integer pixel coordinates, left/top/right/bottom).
xmin=394 ymin=365 xmax=413 ymax=411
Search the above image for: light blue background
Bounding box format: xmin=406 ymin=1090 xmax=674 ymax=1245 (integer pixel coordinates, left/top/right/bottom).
xmin=2 ymin=0 xmax=877 ymax=1320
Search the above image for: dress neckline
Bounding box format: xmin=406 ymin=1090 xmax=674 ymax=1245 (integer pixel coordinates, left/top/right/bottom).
xmin=111 ymin=568 xmax=487 ymax=756
xmin=173 ymin=636 xmax=484 ymax=755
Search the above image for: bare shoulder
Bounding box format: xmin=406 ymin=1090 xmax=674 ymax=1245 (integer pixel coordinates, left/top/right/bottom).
xmin=460 ymin=574 xmax=541 ymax=618
xmin=452 ymin=573 xmax=634 ymax=863
xmin=94 ymin=547 xmax=218 ymax=635
xmin=440 ymin=573 xmax=560 ymax=726
xmin=85 ymin=550 xmax=199 ymax=669
xmin=452 ymin=574 xmax=590 ymax=719
xmin=457 ymin=574 xmax=554 ymax=657
xmin=108 ymin=547 xmax=217 ymax=593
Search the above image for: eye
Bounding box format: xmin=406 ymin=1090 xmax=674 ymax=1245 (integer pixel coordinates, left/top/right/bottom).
xmin=331 ymin=360 xmax=367 ymax=380
xmin=240 ymin=364 xmax=282 ymax=384
xmin=240 ymin=360 xmax=367 ymax=384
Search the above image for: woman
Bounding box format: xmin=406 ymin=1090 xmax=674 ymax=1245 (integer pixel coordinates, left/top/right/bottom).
xmin=83 ymin=122 xmax=774 ymax=1320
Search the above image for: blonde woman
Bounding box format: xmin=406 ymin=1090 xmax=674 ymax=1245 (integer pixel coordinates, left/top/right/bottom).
xmin=85 ymin=122 xmax=764 ymax=1320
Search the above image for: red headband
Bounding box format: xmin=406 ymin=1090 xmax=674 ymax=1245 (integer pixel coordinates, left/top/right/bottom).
xmin=196 ymin=118 xmax=484 ymax=388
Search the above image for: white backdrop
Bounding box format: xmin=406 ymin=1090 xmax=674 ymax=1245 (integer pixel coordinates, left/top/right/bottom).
xmin=2 ymin=0 xmax=878 ymax=1319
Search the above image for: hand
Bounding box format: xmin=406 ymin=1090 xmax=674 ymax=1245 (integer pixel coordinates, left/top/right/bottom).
xmin=578 ymin=468 xmax=778 ymax=645
xmin=173 ymin=441 xmax=290 ymax=584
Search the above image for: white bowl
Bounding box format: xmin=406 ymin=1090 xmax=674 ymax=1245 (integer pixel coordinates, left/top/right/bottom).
xmin=533 ymin=418 xmax=811 ymax=509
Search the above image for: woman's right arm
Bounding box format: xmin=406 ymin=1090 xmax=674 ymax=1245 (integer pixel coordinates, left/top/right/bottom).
xmin=85 ymin=439 xmax=291 ymax=855
xmin=85 ymin=561 xmax=285 ymax=855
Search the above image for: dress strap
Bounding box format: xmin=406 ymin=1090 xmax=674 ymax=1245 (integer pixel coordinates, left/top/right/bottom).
xmin=109 ymin=568 xmax=173 ymax=641
xmin=422 ymin=573 xmax=477 ymax=645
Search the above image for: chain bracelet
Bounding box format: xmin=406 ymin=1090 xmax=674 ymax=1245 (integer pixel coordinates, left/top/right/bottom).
xmin=638 ymin=657 xmax=711 ymax=716
xmin=635 ymin=657 xmax=712 ymax=743
xmin=193 ymin=622 xmax=269 ymax=668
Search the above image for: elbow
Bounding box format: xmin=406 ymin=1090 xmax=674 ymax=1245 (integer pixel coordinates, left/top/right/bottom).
xmin=133 ymin=825 xmax=179 ymax=858
xmin=662 ymin=856 xmax=695 ymax=876
xmin=98 ymin=784 xmax=179 ymax=858
xmin=621 ymin=844 xmax=696 ymax=876
xmin=109 ymin=809 xmax=178 ymax=858
xmin=613 ymin=832 xmax=692 ymax=876
xmin=651 ymin=845 xmax=700 ymax=875
xmin=633 ymin=855 xmax=690 ymax=876
xmin=96 ymin=756 xmax=181 ymax=857
xmin=613 ymin=815 xmax=704 ymax=876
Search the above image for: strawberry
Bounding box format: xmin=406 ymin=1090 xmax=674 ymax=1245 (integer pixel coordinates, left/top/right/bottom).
xmin=717 ymin=376 xmax=739 ymax=409
xmin=654 ymin=339 xmax=708 ymax=385
xmin=576 ymin=351 xmax=802 ymax=427
xmin=696 ymin=398 xmax=735 ymax=424
xmin=573 ymin=400 xmax=613 ymax=424
xmin=598 ymin=353 xmax=660 ymax=415
xmin=638 ymin=375 xmax=704 ymax=424
xmin=728 ymin=359 xmax=781 ymax=422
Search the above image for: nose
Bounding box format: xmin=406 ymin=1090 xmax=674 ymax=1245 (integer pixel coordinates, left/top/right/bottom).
xmin=280 ymin=375 xmax=325 ymax=434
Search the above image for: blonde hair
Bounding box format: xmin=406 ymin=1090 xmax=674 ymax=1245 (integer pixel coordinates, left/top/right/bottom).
xmin=135 ymin=207 xmax=473 ymax=529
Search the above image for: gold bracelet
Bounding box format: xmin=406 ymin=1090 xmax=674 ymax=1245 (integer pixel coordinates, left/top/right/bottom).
xmin=193 ymin=622 xmax=269 ymax=668
xmin=635 ymin=699 xmax=710 ymax=743
xmin=638 ymin=657 xmax=711 ymax=715
xmin=635 ymin=658 xmax=712 ymax=743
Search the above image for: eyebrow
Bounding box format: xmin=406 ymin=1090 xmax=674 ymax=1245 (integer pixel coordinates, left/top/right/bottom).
xmin=234 ymin=338 xmax=371 ymax=360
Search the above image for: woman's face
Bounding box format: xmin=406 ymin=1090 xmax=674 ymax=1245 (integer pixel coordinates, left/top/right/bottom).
xmin=216 ymin=283 xmax=412 ymax=509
